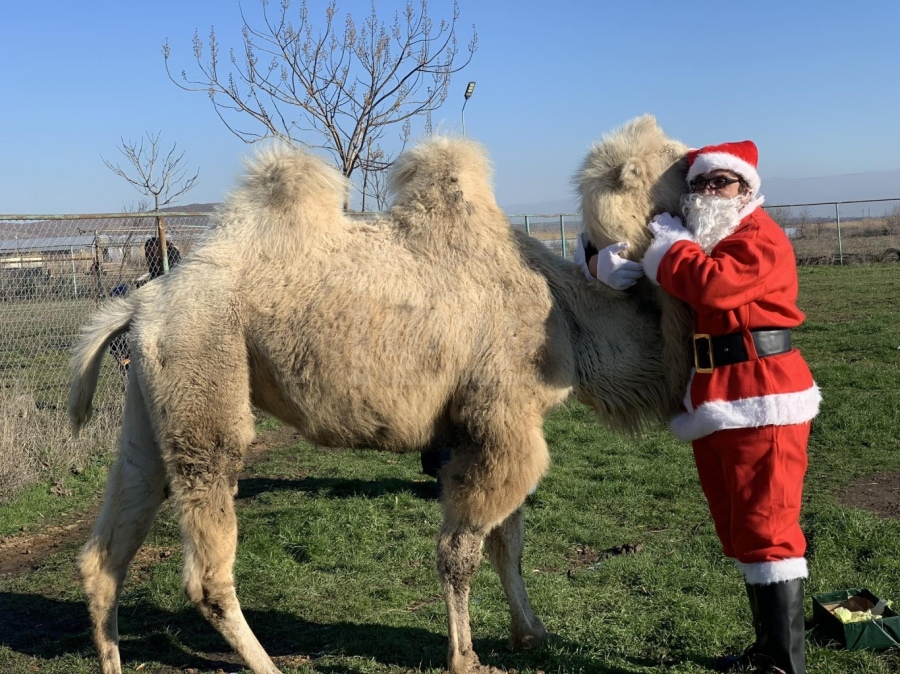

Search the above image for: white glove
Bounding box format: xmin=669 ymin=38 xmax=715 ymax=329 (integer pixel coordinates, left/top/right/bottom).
xmin=573 ymin=232 xmax=595 ymax=281
xmin=595 ymin=241 xmax=644 ymax=290
xmin=648 ymin=213 xmax=686 ymax=238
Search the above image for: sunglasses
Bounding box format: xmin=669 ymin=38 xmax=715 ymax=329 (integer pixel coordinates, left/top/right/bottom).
xmin=689 ymin=176 xmax=742 ymax=192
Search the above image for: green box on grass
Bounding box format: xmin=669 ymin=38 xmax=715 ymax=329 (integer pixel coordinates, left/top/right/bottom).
xmin=813 ymin=588 xmax=900 ymax=651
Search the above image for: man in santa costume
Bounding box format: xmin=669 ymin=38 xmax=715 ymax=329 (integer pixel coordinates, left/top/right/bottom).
xmin=579 ymin=141 xmax=821 ymax=674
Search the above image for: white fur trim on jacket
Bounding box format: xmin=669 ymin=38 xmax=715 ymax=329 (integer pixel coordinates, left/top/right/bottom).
xmin=642 ymin=228 xmax=694 ymax=285
xmin=687 ymin=152 xmax=761 ymax=197
xmin=670 ymin=384 xmax=822 ymax=442
xmin=737 ymin=557 xmax=808 ymax=585
xmin=738 ymin=195 xmax=765 ymax=220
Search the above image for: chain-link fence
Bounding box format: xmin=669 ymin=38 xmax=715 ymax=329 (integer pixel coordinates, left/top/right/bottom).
xmin=0 ymin=212 xmax=215 ymax=499
xmin=0 ymin=212 xmax=214 ymax=393
xmin=508 ymin=213 xmax=580 ymax=259
xmin=3 ymin=199 xmax=898 ymax=413
xmin=765 ymin=198 xmax=900 ymax=265
xmin=1 ymin=200 xmax=898 ymax=499
xmin=509 ymin=198 xmax=900 ymax=264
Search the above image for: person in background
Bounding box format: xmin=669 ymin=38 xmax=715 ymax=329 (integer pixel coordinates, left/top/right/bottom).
xmin=139 ymin=236 xmax=181 ymax=286
xmin=109 ymin=237 xmax=182 ymax=374
xmin=577 ymin=141 xmax=820 ymax=674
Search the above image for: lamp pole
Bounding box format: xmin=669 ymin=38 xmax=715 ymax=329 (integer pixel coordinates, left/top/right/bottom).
xmin=461 ymin=81 xmax=476 ymax=136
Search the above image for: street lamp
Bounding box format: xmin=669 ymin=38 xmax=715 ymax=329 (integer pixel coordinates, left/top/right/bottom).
xmin=461 ymin=81 xmax=476 ymax=136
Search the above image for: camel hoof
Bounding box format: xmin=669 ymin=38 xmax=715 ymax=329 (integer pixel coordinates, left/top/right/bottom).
xmin=448 ymin=651 xmax=510 ymax=674
xmin=509 ymin=623 xmax=549 ymax=651
xmin=446 ymin=665 xmax=506 ymax=674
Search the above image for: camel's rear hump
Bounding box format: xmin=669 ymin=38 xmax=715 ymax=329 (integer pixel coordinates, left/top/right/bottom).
xmin=387 ymin=136 xmax=510 ymax=245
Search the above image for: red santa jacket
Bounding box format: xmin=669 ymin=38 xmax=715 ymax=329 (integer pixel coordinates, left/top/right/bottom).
xmin=643 ymin=205 xmax=821 ymax=441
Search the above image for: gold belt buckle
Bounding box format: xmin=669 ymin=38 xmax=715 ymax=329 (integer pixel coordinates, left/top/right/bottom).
xmin=693 ymin=333 xmax=714 ymax=374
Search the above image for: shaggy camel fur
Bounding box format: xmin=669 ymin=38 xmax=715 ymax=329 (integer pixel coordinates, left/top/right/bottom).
xmin=574 ymin=114 xmax=695 ymax=406
xmin=71 ymin=125 xmax=690 ymax=674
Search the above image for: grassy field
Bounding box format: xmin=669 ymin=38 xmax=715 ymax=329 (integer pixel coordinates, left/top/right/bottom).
xmin=0 ymin=264 xmax=898 ymax=673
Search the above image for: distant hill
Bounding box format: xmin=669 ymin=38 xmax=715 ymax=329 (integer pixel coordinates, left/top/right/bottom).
xmin=160 ymin=202 xmax=219 ymax=214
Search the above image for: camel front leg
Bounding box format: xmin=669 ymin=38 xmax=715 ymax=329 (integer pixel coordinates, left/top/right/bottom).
xmin=485 ymin=508 xmax=548 ymax=650
xmin=437 ymin=526 xmax=489 ymax=674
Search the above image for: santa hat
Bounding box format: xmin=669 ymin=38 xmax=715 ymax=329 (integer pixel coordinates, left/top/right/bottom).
xmin=686 ymin=140 xmax=761 ymax=197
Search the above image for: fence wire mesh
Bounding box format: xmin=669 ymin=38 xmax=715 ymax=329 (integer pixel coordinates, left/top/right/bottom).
xmin=510 ymin=199 xmax=900 ymax=264
xmin=0 ymin=213 xmax=215 ymax=498
xmin=764 ymin=199 xmax=900 ymax=265
xmin=1 ymin=200 xmax=898 ymax=499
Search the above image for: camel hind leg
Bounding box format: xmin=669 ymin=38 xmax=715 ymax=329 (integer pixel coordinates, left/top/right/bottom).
xmin=154 ymin=344 xmax=280 ymax=674
xmin=79 ymin=372 xmax=168 ymax=674
xmin=174 ymin=470 xmax=279 ymax=674
xmin=438 ymin=416 xmax=550 ymax=673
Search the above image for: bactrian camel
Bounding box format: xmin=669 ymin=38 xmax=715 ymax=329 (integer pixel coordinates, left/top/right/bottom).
xmin=70 ymin=115 xmax=692 ymax=674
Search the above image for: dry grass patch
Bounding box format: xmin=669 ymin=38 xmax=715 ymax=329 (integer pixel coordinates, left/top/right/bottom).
xmin=0 ymin=385 xmax=120 ymax=504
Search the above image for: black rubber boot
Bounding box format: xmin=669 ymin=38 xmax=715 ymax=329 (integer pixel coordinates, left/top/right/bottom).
xmin=748 ymin=579 xmax=806 ymax=674
xmin=715 ymin=583 xmax=762 ymax=671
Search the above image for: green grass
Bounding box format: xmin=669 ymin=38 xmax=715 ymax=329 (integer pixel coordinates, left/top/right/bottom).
xmin=0 ymin=264 xmax=898 ymax=673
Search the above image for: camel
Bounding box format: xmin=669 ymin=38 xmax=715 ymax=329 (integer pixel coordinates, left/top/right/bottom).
xmin=574 ymin=114 xmax=694 ymax=407
xmin=70 ymin=116 xmax=692 ymax=674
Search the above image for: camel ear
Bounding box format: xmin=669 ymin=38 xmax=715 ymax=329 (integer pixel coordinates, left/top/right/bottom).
xmin=619 ymin=160 xmax=643 ymax=189
xmin=663 ymin=143 xmax=681 ymax=158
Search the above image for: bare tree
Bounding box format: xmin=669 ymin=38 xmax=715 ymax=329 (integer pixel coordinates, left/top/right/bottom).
xmin=117 ymin=199 xmax=153 ymax=276
xmin=163 ymin=0 xmax=477 ymax=205
xmin=885 ymin=204 xmax=900 ymax=233
xmin=102 ymin=132 xmax=200 ymax=213
xmin=123 ymin=198 xmax=153 ymax=213
xmin=365 ymin=165 xmax=390 ymax=212
xmin=794 ymin=206 xmax=813 ymax=238
xmin=102 ymin=133 xmax=199 ymax=275
xmin=359 ymin=137 xmax=390 ymax=211
xmin=766 ymin=206 xmax=794 ymax=230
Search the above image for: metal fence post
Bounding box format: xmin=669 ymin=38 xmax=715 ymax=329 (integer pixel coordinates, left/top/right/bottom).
xmin=524 ymin=215 xmax=531 ymax=237
xmin=559 ymin=215 xmax=567 ymax=258
xmin=157 ymin=216 xmax=170 ymax=274
xmin=70 ymin=247 xmax=78 ymax=299
xmin=92 ymin=234 xmax=103 ymax=307
xmin=835 ymin=203 xmax=843 ymax=265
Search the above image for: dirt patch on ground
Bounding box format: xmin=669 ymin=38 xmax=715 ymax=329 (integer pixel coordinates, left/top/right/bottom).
xmin=836 ymin=471 xmax=900 ymax=519
xmin=0 ymin=510 xmax=96 ymax=577
xmin=0 ymin=424 xmax=301 ymax=578
xmin=529 ymin=542 xmax=645 ymax=576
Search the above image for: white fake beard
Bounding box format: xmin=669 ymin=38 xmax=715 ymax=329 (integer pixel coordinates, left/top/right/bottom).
xmin=681 ymin=194 xmax=744 ymax=253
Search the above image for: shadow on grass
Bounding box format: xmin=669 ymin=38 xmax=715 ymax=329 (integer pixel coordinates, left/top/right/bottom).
xmin=237 ymin=475 xmax=439 ymax=501
xmin=0 ymin=591 xmax=651 ymax=673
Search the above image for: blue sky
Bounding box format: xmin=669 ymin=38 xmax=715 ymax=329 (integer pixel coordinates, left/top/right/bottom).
xmin=2 ymin=0 xmax=899 ymax=214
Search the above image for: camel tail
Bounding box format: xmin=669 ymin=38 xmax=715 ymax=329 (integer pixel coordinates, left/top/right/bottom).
xmin=69 ymin=298 xmax=135 ymax=435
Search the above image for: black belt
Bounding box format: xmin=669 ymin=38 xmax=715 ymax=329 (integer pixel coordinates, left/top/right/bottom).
xmin=693 ymin=329 xmax=792 ymax=373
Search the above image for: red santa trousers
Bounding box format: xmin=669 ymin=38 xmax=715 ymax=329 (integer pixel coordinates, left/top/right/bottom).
xmin=692 ymin=422 xmax=810 ymax=564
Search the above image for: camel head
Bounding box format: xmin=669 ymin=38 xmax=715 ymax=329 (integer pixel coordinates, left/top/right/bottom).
xmin=574 ymin=115 xmax=689 ymax=258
